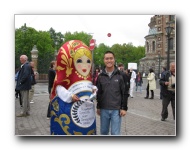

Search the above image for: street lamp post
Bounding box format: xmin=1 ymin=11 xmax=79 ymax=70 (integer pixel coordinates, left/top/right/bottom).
xmin=165 ymin=24 xmax=174 ymax=70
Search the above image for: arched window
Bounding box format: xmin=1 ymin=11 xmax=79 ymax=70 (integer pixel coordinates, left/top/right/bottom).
xmin=152 ymin=63 xmax=155 ymax=72
xmin=152 ymin=41 xmax=155 ymax=52
xmin=142 ymin=64 xmax=145 ymax=73
xmin=146 ymin=42 xmax=149 ymax=52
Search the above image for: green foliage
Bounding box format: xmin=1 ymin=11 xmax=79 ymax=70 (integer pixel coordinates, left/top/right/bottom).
xmin=15 ymin=25 xmax=55 ymax=73
xmin=93 ymin=43 xmax=110 ymax=69
xmin=48 ymin=28 xmax=64 ymax=50
xmin=15 ymin=25 xmax=145 ymax=74
xmin=63 ymin=31 xmax=92 ymax=46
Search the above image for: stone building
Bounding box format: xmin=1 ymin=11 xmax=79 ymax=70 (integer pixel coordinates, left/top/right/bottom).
xmin=139 ymin=15 xmax=175 ymax=77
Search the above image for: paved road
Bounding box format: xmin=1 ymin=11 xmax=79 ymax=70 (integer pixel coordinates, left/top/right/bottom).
xmin=15 ymin=79 xmax=176 ymax=136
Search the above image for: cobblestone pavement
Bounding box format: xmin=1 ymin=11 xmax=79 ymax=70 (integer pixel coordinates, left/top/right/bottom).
xmin=15 ymin=81 xmax=176 ymax=136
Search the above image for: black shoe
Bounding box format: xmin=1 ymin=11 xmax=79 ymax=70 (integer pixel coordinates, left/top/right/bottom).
xmin=161 ymin=118 xmax=165 ymax=121
xmin=16 ymin=114 xmax=27 ymax=117
xmin=149 ymin=97 xmax=154 ymax=99
xmin=144 ymin=97 xmax=148 ymax=99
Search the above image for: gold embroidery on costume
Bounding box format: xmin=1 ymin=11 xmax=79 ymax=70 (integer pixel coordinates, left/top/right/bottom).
xmin=60 ymin=47 xmax=73 ymax=77
xmin=87 ymin=129 xmax=95 ymax=135
xmin=73 ymin=131 xmax=83 ymax=135
xmin=54 ymin=114 xmax=71 ymax=135
xmin=51 ymin=110 xmax=57 ymax=117
xmin=52 ymin=100 xmax=59 ymax=111
xmin=62 ymin=79 xmax=70 ymax=85
xmin=57 ymin=66 xmax=64 ymax=71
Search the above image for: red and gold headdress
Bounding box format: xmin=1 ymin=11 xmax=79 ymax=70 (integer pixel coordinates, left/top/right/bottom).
xmin=50 ymin=40 xmax=92 ymax=100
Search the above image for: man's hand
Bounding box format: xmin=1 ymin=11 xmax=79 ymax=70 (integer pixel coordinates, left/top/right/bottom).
xmin=97 ymin=109 xmax=100 ymax=116
xmin=71 ymin=94 xmax=80 ymax=102
xmin=120 ymin=109 xmax=127 ymax=117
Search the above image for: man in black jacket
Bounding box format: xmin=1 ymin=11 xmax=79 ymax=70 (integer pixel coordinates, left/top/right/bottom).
xmin=159 ymin=62 xmax=175 ymax=121
xmin=96 ymin=51 xmax=127 ymax=135
xmin=16 ymin=55 xmax=31 ymax=117
xmin=118 ymin=63 xmax=130 ymax=100
xmin=47 ymin=61 xmax=56 ymax=119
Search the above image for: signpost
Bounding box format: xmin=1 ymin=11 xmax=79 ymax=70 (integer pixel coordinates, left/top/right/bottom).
xmin=90 ymin=39 xmax=95 ymax=51
xmin=90 ymin=39 xmax=95 ymax=77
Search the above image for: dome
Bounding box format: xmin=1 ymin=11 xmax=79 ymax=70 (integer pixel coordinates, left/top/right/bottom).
xmin=148 ymin=27 xmax=157 ymax=35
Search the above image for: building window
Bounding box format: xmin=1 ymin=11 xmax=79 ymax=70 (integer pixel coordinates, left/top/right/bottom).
xmin=170 ymin=38 xmax=173 ymax=50
xmin=152 ymin=41 xmax=155 ymax=52
xmin=169 ymin=15 xmax=175 ymax=21
xmin=146 ymin=42 xmax=149 ymax=52
xmin=152 ymin=63 xmax=155 ymax=71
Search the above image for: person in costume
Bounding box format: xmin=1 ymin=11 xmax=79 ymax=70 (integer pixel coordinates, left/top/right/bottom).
xmin=50 ymin=40 xmax=97 ymax=135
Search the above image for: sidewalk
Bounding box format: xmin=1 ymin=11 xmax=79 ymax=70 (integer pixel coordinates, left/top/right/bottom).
xmin=15 ymin=82 xmax=175 ymax=136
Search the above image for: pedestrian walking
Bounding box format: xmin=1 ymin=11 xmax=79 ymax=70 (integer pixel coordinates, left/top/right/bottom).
xmin=129 ymin=68 xmax=136 ymax=98
xmin=159 ymin=62 xmax=175 ymax=121
xmin=144 ymin=68 xmax=156 ymax=99
xmin=96 ymin=51 xmax=127 ymax=135
xmin=16 ymin=55 xmax=31 ymax=117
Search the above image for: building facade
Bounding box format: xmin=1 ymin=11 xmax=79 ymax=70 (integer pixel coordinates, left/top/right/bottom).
xmin=139 ymin=15 xmax=175 ymax=77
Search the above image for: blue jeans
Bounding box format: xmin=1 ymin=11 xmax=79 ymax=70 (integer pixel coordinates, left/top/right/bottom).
xmin=100 ymin=109 xmax=121 ymax=135
xmin=136 ymin=85 xmax=142 ymax=93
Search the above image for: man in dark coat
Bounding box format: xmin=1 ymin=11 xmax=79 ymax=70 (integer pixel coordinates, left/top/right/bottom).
xmin=159 ymin=62 xmax=175 ymax=121
xmin=16 ymin=55 xmax=31 ymax=117
xmin=47 ymin=61 xmax=56 ymax=119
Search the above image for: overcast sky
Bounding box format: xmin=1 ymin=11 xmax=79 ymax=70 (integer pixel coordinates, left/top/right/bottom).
xmin=15 ymin=15 xmax=153 ymax=47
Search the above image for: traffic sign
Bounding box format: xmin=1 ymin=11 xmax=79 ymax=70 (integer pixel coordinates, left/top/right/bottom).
xmin=89 ymin=39 xmax=95 ymax=50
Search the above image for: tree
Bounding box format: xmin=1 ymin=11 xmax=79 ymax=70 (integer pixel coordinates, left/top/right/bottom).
xmin=63 ymin=31 xmax=92 ymax=46
xmin=48 ymin=28 xmax=64 ymax=50
xmin=93 ymin=43 xmax=110 ymax=68
xmin=15 ymin=25 xmax=55 ymax=73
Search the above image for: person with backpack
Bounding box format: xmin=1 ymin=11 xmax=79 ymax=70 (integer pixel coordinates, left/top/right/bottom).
xmin=96 ymin=51 xmax=127 ymax=135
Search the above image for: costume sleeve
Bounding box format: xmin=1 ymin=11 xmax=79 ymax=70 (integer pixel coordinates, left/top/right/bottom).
xmin=56 ymin=85 xmax=73 ymax=103
xmin=92 ymin=85 xmax=98 ymax=92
